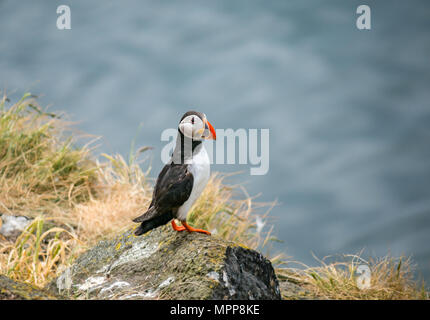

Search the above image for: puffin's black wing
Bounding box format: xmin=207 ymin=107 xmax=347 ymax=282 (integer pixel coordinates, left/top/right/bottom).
xmin=153 ymin=163 xmax=194 ymax=210
xmin=132 ymin=163 xmax=193 ymax=235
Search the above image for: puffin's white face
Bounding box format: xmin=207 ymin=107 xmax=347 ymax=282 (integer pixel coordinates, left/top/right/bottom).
xmin=179 ymin=114 xmax=216 ymax=141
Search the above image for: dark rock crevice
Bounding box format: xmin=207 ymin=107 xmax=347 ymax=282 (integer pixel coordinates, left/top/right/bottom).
xmin=211 ymin=246 xmax=281 ymax=299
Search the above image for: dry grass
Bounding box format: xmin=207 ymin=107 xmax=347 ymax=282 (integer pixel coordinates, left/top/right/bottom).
xmin=277 ymin=253 xmax=429 ymax=300
xmin=54 ymin=154 xmax=153 ymax=245
xmin=0 ymin=216 xmax=81 ymax=287
xmin=0 ymin=92 xmax=98 ymax=215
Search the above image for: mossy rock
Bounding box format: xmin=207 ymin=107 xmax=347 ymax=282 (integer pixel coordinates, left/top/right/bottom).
xmin=0 ymin=275 xmax=58 ymax=300
xmin=48 ymin=224 xmax=281 ymax=300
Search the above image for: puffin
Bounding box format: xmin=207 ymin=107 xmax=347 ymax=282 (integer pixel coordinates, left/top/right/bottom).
xmin=132 ymin=111 xmax=216 ymax=236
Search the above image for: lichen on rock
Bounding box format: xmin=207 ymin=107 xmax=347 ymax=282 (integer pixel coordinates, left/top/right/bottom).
xmin=48 ymin=224 xmax=281 ymax=300
xmin=0 ymin=275 xmax=58 ymax=300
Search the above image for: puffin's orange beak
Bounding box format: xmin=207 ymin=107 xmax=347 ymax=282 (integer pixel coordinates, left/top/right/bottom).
xmin=204 ymin=119 xmax=216 ymax=140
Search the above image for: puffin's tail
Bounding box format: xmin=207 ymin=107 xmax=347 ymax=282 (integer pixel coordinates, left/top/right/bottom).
xmin=133 ymin=206 xmax=162 ymax=223
xmin=134 ymin=211 xmax=174 ymax=236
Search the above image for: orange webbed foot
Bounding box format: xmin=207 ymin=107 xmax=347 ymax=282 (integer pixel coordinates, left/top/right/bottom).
xmin=171 ymin=220 xmax=186 ymax=231
xmin=182 ymin=221 xmax=211 ymax=235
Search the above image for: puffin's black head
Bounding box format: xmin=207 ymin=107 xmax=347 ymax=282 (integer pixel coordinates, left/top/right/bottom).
xmin=178 ymin=111 xmax=216 ymax=141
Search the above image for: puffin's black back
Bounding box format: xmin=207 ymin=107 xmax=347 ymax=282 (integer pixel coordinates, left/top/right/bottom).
xmin=132 ymin=163 xmax=194 ymax=236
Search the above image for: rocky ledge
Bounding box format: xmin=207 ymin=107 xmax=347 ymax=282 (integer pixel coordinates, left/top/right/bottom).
xmin=0 ymin=275 xmax=57 ymax=300
xmin=47 ymin=224 xmax=281 ymax=300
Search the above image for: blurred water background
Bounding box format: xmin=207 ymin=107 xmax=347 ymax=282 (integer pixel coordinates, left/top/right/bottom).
xmin=1 ymin=0 xmax=429 ymax=281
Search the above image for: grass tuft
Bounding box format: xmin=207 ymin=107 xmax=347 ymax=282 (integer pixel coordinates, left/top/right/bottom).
xmin=277 ymin=253 xmax=429 ymax=300
xmin=0 ymin=216 xmax=81 ymax=287
xmin=0 ymin=92 xmax=97 ymax=214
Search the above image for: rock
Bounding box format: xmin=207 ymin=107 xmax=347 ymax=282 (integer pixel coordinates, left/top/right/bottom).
xmin=48 ymin=224 xmax=281 ymax=300
xmin=0 ymin=275 xmax=58 ymax=300
xmin=0 ymin=214 xmax=32 ymax=242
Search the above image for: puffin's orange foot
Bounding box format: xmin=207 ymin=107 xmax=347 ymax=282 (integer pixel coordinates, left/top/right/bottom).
xmin=182 ymin=221 xmax=211 ymax=235
xmin=171 ymin=220 xmax=186 ymax=231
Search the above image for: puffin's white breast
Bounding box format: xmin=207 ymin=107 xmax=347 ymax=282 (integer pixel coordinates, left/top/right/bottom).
xmin=176 ymin=144 xmax=210 ymax=221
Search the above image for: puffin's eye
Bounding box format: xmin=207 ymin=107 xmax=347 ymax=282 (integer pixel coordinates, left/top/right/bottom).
xmin=191 ymin=117 xmax=195 ymax=124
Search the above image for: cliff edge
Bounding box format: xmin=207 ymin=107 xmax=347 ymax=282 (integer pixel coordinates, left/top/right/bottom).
xmin=48 ymin=224 xmax=281 ymax=300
